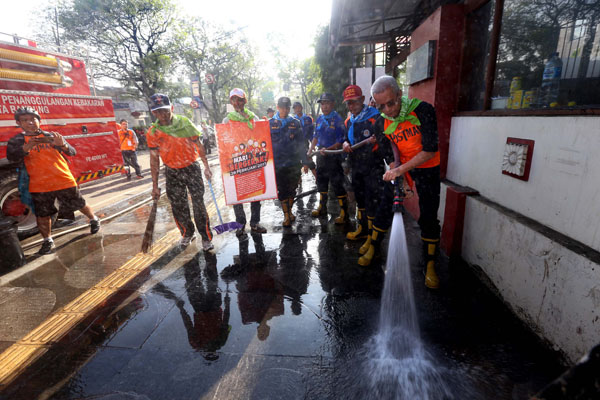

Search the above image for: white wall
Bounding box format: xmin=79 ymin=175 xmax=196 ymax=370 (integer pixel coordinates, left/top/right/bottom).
xmin=353 ymin=67 xmax=386 ymax=100
xmin=453 ymin=189 xmax=600 ymax=363
xmin=444 ymin=115 xmax=600 ymax=363
xmin=447 ymin=116 xmax=600 ymax=252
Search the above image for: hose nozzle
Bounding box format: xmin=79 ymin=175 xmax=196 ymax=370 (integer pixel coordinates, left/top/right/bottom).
xmin=392 ymin=175 xmax=405 ymax=212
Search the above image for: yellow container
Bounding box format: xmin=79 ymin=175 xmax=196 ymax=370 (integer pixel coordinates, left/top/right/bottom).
xmin=522 ymin=90 xmax=535 ymax=108
xmin=510 ymin=77 xmax=522 ymax=93
xmin=510 ymin=90 xmax=524 ymax=109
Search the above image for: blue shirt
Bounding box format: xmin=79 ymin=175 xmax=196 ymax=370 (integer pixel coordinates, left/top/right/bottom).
xmin=294 ymin=113 xmax=314 ymax=142
xmin=314 ymin=111 xmax=345 ymax=148
xmin=269 ymin=113 xmax=309 ymax=168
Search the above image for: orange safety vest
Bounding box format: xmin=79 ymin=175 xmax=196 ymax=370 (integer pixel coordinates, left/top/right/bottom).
xmin=24 ymin=134 xmax=77 ymax=192
xmin=383 ymin=115 xmax=440 ymax=168
xmin=118 ymin=128 xmax=138 ymax=151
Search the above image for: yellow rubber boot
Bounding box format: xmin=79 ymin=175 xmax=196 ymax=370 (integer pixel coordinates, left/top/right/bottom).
xmin=311 ymin=192 xmax=328 ymax=217
xmin=423 ymin=238 xmax=440 ymax=289
xmin=346 ymin=208 xmax=367 ymax=240
xmin=358 ymin=226 xmax=386 ymax=266
xmin=334 ymin=195 xmax=348 ymax=224
xmin=359 ymin=218 xmax=374 ymax=254
xmin=287 ymin=198 xmax=296 ymax=222
xmin=281 ymin=199 xmax=292 ymax=227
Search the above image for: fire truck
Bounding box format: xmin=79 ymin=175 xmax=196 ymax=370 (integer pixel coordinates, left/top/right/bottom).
xmin=0 ymin=34 xmax=123 ymax=236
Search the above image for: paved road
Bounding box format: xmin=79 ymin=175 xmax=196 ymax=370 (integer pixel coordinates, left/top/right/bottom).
xmin=0 ymin=160 xmax=566 ymax=399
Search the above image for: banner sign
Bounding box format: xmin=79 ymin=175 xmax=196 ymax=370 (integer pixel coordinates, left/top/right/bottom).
xmin=0 ymin=92 xmax=115 ymax=122
xmin=215 ymin=120 xmax=277 ymax=205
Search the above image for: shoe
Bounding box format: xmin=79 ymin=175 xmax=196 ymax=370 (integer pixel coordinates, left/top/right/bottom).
xmin=179 ymin=234 xmax=196 ymax=248
xmin=202 ymin=240 xmax=214 ymax=251
xmin=235 ymin=226 xmax=246 ymax=237
xmin=90 ymin=218 xmax=101 ymax=234
xmin=38 ymin=240 xmax=55 ymax=255
xmin=135 ymin=175 xmax=144 ymax=179
xmin=250 ymin=224 xmax=267 ymax=233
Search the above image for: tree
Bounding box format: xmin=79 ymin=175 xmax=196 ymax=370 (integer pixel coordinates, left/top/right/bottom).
xmin=314 ymin=25 xmax=354 ymax=115
xmin=278 ymin=57 xmax=322 ymax=117
xmin=46 ymin=0 xmax=177 ymax=111
xmin=175 ymin=18 xmax=260 ymax=123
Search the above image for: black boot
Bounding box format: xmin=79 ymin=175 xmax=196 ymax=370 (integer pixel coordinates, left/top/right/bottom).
xmin=311 ymin=192 xmax=328 ymax=217
xmin=358 ymin=226 xmax=387 ymax=266
xmin=347 ymin=208 xmax=367 ymax=240
xmin=334 ymin=195 xmax=348 ymax=224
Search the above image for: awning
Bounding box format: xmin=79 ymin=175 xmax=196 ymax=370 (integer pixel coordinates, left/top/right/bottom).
xmin=330 ymin=0 xmax=459 ymax=47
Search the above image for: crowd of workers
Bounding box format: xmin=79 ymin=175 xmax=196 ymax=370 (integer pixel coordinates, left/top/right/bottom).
xmin=7 ymin=75 xmax=441 ymax=289
xmin=143 ymin=75 xmax=441 ymax=289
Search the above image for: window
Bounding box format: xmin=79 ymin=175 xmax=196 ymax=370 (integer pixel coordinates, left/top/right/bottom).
xmin=460 ymin=0 xmax=600 ymax=112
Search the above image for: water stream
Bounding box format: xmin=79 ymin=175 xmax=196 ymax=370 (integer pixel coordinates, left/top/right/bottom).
xmin=365 ymin=212 xmax=451 ymax=399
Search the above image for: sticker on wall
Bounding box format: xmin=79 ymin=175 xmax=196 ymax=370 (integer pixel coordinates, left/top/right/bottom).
xmin=502 ymin=137 xmax=534 ymax=181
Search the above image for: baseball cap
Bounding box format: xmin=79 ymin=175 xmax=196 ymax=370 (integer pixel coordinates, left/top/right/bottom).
xmin=343 ymin=85 xmax=363 ymax=102
xmin=150 ymin=94 xmax=172 ymax=111
xmin=229 ymin=88 xmax=246 ymax=99
xmin=317 ymin=93 xmax=335 ymax=103
xmin=266 ymin=107 xmax=275 ymax=113
xmin=292 ymin=101 xmax=302 ymax=108
xmin=277 ymin=97 xmax=292 ymax=107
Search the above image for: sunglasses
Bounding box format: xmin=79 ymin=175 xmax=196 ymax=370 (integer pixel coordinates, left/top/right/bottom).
xmin=377 ymin=95 xmax=401 ymax=112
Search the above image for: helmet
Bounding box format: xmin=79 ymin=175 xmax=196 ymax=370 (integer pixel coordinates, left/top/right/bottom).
xmin=14 ymin=107 xmax=41 ymax=121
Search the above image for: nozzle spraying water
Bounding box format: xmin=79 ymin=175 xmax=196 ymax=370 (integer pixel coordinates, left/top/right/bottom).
xmin=392 ymin=176 xmax=405 ymax=212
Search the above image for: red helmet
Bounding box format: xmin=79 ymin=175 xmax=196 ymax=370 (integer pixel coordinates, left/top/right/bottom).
xmin=14 ymin=106 xmax=41 ymax=121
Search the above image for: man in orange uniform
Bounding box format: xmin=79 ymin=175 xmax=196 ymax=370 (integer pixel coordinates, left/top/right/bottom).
xmin=118 ymin=119 xmax=143 ymax=179
xmin=147 ymin=94 xmax=214 ymax=251
xmin=370 ymin=76 xmax=441 ymax=289
xmin=7 ymin=107 xmax=100 ymax=255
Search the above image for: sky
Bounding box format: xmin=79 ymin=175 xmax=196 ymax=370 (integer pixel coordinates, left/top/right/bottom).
xmin=0 ymin=0 xmax=331 ymax=64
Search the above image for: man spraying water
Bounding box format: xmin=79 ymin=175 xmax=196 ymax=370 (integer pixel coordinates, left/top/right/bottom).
xmin=370 ymin=76 xmax=442 ymax=289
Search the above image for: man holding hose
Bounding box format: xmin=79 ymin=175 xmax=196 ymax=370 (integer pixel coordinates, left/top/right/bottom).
xmin=369 ymin=76 xmax=442 ymax=289
xmin=341 ymin=85 xmax=383 ymax=248
xmin=308 ymin=93 xmax=348 ymax=223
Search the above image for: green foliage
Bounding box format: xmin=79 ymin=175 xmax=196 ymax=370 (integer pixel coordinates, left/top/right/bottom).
xmin=49 ymin=0 xmax=177 ymax=112
xmin=314 ymin=25 xmax=354 ymax=115
xmin=278 ymin=57 xmax=322 ymax=117
xmin=175 ymin=17 xmax=262 ymax=123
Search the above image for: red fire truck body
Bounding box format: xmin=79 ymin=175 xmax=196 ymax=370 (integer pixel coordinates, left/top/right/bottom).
xmin=0 ymin=38 xmax=123 ymax=235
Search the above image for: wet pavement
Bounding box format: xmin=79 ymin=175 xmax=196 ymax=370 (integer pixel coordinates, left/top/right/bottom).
xmin=0 ymin=171 xmax=566 ymax=399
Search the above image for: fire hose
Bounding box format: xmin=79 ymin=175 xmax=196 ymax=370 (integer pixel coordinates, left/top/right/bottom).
xmin=307 ymin=137 xmax=372 ymax=157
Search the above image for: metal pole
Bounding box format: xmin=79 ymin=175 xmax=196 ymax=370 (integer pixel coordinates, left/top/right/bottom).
xmin=55 ymin=7 xmax=62 ymax=52
xmin=483 ymin=0 xmax=505 ymax=110
xmin=86 ymin=49 xmax=97 ymax=96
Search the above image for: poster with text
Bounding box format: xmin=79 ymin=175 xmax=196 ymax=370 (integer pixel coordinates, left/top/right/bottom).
xmin=215 ymin=120 xmax=277 ymax=205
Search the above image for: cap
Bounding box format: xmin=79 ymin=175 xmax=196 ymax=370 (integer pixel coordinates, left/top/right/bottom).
xmin=14 ymin=106 xmax=41 ymax=121
xmin=343 ymin=85 xmax=363 ymax=102
xmin=150 ymin=94 xmax=172 ymax=111
xmin=266 ymin=107 xmax=275 ymax=113
xmin=317 ymin=93 xmax=335 ymax=103
xmin=292 ymin=101 xmax=302 ymax=108
xmin=277 ymin=97 xmax=292 ymax=107
xmin=229 ymin=88 xmax=246 ymax=99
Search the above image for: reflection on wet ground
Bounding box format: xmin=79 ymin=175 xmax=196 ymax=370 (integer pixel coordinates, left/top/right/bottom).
xmin=0 ymin=175 xmax=565 ymax=399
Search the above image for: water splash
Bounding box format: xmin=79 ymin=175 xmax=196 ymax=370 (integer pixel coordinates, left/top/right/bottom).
xmin=365 ymin=213 xmax=451 ymax=399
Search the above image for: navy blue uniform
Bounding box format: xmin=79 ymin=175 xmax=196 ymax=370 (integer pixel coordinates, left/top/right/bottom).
xmin=294 ymin=113 xmax=315 ymax=170
xmin=270 ymin=115 xmax=309 ymax=200
xmin=344 ymin=106 xmax=387 ymax=221
xmin=313 ymin=111 xmax=346 ymax=196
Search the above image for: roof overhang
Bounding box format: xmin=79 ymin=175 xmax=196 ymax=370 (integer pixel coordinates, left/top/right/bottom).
xmin=330 ymin=0 xmax=459 ymax=47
